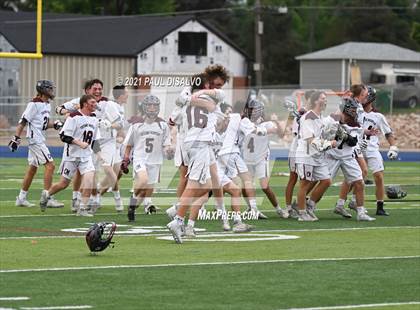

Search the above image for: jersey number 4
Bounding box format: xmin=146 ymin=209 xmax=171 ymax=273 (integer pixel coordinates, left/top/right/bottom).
xmin=247 ymin=137 xmax=255 ymax=153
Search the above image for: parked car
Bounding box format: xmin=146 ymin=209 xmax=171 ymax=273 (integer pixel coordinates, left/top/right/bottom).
xmin=370 ymin=67 xmax=420 ymax=108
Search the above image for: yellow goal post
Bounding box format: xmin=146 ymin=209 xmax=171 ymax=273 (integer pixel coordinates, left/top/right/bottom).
xmin=0 ymin=0 xmax=43 ymax=59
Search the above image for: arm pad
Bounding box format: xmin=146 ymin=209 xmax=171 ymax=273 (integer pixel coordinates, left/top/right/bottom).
xmin=60 ymin=133 xmax=74 ymax=144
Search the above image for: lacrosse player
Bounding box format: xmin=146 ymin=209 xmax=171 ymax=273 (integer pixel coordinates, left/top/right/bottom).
xmin=122 ymin=95 xmax=172 ymax=222
xmin=360 ymin=86 xmax=398 ymax=216
xmin=39 ymin=94 xmax=101 ymax=216
xmin=284 ymin=90 xmax=315 ymax=218
xmin=295 ymin=91 xmax=336 ymax=221
xmin=325 ymin=98 xmax=375 ymax=221
xmin=10 ymin=80 xmax=64 ymax=209
xmin=241 ymin=97 xmax=288 ymax=218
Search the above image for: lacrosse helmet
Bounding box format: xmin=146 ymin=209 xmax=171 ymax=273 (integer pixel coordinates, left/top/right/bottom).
xmin=386 ymin=185 xmax=407 ymax=199
xmin=365 ymin=85 xmax=377 ymax=105
xmin=142 ymin=94 xmax=160 ymax=119
xmin=244 ymin=98 xmax=265 ymax=123
xmin=85 ymin=222 xmax=117 ymax=252
xmin=36 ymin=80 xmax=56 ymax=100
xmin=339 ymin=97 xmax=359 ymax=121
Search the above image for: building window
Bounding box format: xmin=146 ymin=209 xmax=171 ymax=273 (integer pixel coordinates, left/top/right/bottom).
xmin=140 ymin=53 xmax=147 ymax=60
xmin=180 ymin=55 xmax=186 ymax=64
xmin=161 ymin=38 xmax=168 ymax=45
xmin=210 ymin=57 xmax=214 ymax=64
xmin=161 ymin=56 xmax=168 ymax=64
xmin=215 ymin=45 xmax=222 ymax=52
xmin=8 ymin=79 xmax=13 ymax=88
xmin=195 ymin=56 xmax=201 ymax=64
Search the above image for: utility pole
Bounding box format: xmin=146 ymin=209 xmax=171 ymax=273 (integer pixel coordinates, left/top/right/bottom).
xmin=254 ymin=0 xmax=263 ymax=86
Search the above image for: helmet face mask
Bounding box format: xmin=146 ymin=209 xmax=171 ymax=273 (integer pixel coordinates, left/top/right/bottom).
xmin=142 ymin=95 xmax=160 ymax=119
xmin=340 ymin=97 xmax=359 ymax=122
xmin=85 ymin=222 xmax=116 ymax=252
xmin=244 ymin=99 xmax=265 ymax=123
xmin=364 ymin=86 xmax=376 ymax=106
xmin=36 ymin=80 xmax=56 ymax=100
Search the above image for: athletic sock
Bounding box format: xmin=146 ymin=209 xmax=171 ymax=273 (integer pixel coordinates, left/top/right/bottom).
xmin=187 ymin=219 xmax=195 ymax=228
xmin=286 ymin=204 xmax=292 ymax=211
xmin=174 ymin=215 xmax=185 ymax=225
xmin=113 ymin=190 xmax=121 ymax=200
xmin=377 ymin=200 xmax=384 ymax=209
xmin=337 ymin=199 xmax=346 ymax=207
xmin=143 ymin=197 xmax=152 ymax=206
xmin=308 ymin=199 xmax=316 ymax=208
xmin=233 ymin=213 xmax=242 ymax=224
xmin=18 ymin=190 xmax=27 ymax=201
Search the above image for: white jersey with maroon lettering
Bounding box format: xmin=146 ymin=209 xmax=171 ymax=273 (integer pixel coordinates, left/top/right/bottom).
xmin=124 ymin=119 xmax=171 ymax=165
xmin=324 ymin=114 xmax=363 ymax=159
xmin=217 ymin=114 xmax=255 ymax=156
xmin=61 ymin=111 xmax=100 ymax=162
xmin=20 ymin=98 xmax=51 ymax=145
xmin=242 ymin=121 xmax=276 ymax=164
xmin=183 ymin=95 xmax=218 ymax=143
xmin=361 ymin=110 xmax=392 ymax=156
xmin=295 ymin=110 xmax=326 ymax=166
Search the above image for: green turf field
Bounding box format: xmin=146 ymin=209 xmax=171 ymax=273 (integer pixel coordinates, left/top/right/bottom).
xmin=0 ymin=158 xmax=419 ymax=310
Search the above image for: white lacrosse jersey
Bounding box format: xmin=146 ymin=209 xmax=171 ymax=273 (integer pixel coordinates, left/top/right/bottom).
xmin=124 ymin=119 xmax=171 ymax=165
xmin=169 ymin=105 xmax=188 ymax=145
xmin=295 ymin=110 xmax=326 ymax=166
xmin=62 ymin=97 xmax=80 ymax=113
xmin=242 ymin=121 xmax=276 ymax=164
xmin=20 ymin=97 xmax=51 ymax=145
xmin=98 ymin=100 xmax=123 ymax=141
xmin=218 ymin=114 xmax=255 ymax=156
xmin=183 ymin=95 xmax=218 ymax=143
xmin=61 ymin=111 xmax=100 ymax=162
xmin=362 ymin=110 xmax=392 ymax=155
xmin=324 ymin=114 xmax=363 ymax=160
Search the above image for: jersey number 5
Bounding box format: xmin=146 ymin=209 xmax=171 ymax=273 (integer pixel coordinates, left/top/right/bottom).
xmin=145 ymin=138 xmax=154 ymax=153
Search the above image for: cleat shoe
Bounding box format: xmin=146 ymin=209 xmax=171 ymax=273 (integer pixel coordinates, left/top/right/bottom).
xmin=114 ymin=198 xmax=124 ymax=212
xmin=71 ymin=198 xmax=80 ymax=213
xmin=334 ymin=205 xmax=352 ymax=218
xmin=167 ymin=220 xmax=183 ymax=244
xmin=348 ymin=200 xmax=358 ymax=212
xmin=232 ymin=222 xmax=253 ymax=233
xmin=166 ymin=205 xmax=177 ymax=220
xmin=184 ymin=225 xmax=196 ymax=238
xmin=128 ymin=207 xmax=136 ymax=222
xmin=364 ymin=179 xmax=374 ymax=185
xmin=298 ymin=211 xmax=317 ymax=222
xmin=77 ymin=207 xmax=93 ymax=217
xmin=39 ymin=190 xmax=49 ymax=212
xmin=47 ymin=198 xmax=64 ymax=208
xmin=276 ymin=208 xmax=289 ymax=219
xmin=144 ymin=204 xmax=157 ymax=215
xmin=16 ymin=197 xmax=35 ymax=208
xmin=357 ymin=212 xmax=376 ymax=221
xmin=288 ymin=208 xmax=299 ymax=219
xmin=376 ymin=208 xmax=389 ymax=216
xmin=222 ymin=220 xmax=231 ymax=231
xmin=306 ymin=206 xmax=318 ymax=221
xmin=258 ymin=211 xmax=268 ymax=219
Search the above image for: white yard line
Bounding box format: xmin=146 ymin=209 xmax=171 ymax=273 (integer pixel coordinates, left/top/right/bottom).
xmin=1 ymin=255 xmax=419 ymax=274
xmin=0 ymin=226 xmax=418 ymax=240
xmin=0 ymin=297 xmax=29 ymax=301
xmin=277 ymin=301 xmax=420 ymax=310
